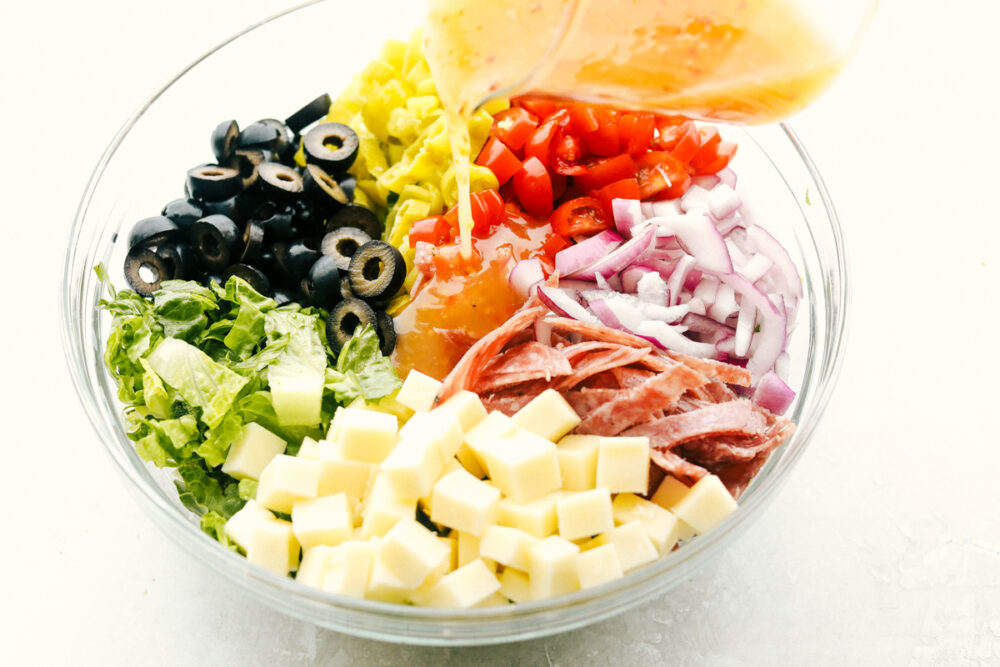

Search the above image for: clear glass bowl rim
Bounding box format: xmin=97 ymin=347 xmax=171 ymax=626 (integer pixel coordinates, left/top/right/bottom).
xmin=59 ymin=0 xmax=849 ymax=647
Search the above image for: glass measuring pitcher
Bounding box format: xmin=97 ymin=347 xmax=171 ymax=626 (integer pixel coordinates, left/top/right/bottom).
xmin=425 ymin=0 xmax=878 ymax=125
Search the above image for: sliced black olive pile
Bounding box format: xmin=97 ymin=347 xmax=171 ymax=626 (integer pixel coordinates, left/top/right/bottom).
xmin=122 ymin=94 xmax=399 ymax=354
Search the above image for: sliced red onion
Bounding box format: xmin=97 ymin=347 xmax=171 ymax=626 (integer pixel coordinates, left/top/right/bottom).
xmin=685 ymin=296 xmax=707 ymax=316
xmin=586 ymin=297 xmax=624 ymax=330
xmin=534 ymin=318 xmax=553 ymax=346
xmin=537 ymin=286 xmax=600 ymax=323
xmin=714 ymin=210 xmax=745 ymax=236
xmin=594 ymin=271 xmax=623 ymax=292
xmin=691 ymin=173 xmax=721 ymax=190
xmin=612 ymin=199 xmax=643 ymax=238
xmin=554 ymin=230 xmax=622 ymax=277
xmin=733 ymin=298 xmax=756 ymax=357
xmin=741 ymin=252 xmax=774 ymax=284
xmin=679 ymin=184 xmax=712 ymax=212
xmin=557 ymin=278 xmax=599 ymax=293
xmin=636 ymin=270 xmax=668 ymax=306
xmin=717 ymin=167 xmax=737 ymax=189
xmin=666 ymin=254 xmax=696 ymax=306
xmin=708 ymin=283 xmax=738 ymax=323
xmin=636 ymin=320 xmax=718 ymax=357
xmin=681 ymin=312 xmax=735 ymax=344
xmin=508 ymin=258 xmax=545 ymax=299
xmin=754 ymin=370 xmax=795 ymax=415
xmin=621 ymin=264 xmax=655 ymax=293
xmin=642 ymin=199 xmax=683 ymax=219
xmin=565 ymin=224 xmax=656 ymax=281
xmin=649 ymin=212 xmax=733 ymax=274
xmin=745 ymin=225 xmax=803 ymax=299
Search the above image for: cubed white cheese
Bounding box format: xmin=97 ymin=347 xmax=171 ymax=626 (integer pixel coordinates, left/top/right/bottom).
xmin=381 ymin=433 xmax=445 ymax=499
xmin=336 ymin=408 xmax=398 ymax=463
xmin=462 ymin=411 xmax=518 ymax=471
xmin=670 ymin=474 xmax=737 ymax=534
xmin=607 ymin=520 xmax=658 ymax=572
xmin=320 ymin=540 xmax=375 ymax=598
xmin=556 ymin=488 xmax=614 ymax=541
xmin=479 ymin=525 xmax=539 ymax=571
xmin=245 ymin=518 xmax=300 ymax=577
xmin=296 ymin=545 xmax=335 ymax=588
xmin=511 ymin=388 xmax=581 ymax=442
xmin=366 ymin=542 xmax=412 ymax=603
xmin=595 ymin=436 xmax=650 ymax=493
xmin=432 ymin=390 xmax=487 ymax=432
xmin=498 ymin=567 xmax=531 ymax=603
xmin=399 ymin=410 xmax=464 ymax=462
xmin=224 ymin=499 xmax=275 ymax=551
xmin=528 ymin=536 xmax=580 ymax=600
xmin=497 ymin=491 xmax=562 ymax=538
xmin=482 ymin=430 xmax=561 ymax=503
xmin=256 ymin=455 xmax=320 ymax=514
xmin=649 ymin=475 xmax=691 ymax=510
xmin=555 ymin=434 xmax=600 ymax=491
xmin=296 ymin=436 xmax=320 ymax=460
xmin=455 ymin=445 xmax=486 ymax=478
xmin=221 ymin=422 xmax=287 ymax=480
xmin=430 ymin=469 xmax=501 ymax=537
xmin=395 ymin=369 xmax=443 ymax=413
xmin=268 ymin=370 xmax=323 ymax=427
xmin=575 ymin=544 xmax=624 ymax=589
xmin=360 ymin=473 xmax=416 ymax=538
xmin=612 ymin=492 xmax=681 ymax=554
xmin=291 ymin=493 xmax=353 ymax=550
xmin=379 ymin=519 xmax=451 ymax=589
xmin=420 ymin=559 xmax=502 ymax=608
xmin=316 ymin=440 xmax=376 ymax=500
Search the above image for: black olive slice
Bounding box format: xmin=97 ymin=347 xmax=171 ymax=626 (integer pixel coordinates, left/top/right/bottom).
xmin=257 ymin=162 xmax=304 ymax=200
xmin=326 ymin=298 xmax=378 ymax=355
xmin=324 ymin=203 xmax=383 ymax=240
xmin=278 ymin=238 xmax=321 ymax=280
xmin=253 ymin=204 xmax=294 ymax=241
xmin=303 ymin=255 xmax=341 ymax=309
xmin=257 ymin=247 xmax=296 ymax=289
xmin=223 ymin=263 xmax=271 ymax=296
xmin=191 ymin=214 xmax=241 ymax=271
xmin=124 ymin=244 xmax=183 ymax=296
xmin=202 ymin=272 xmax=224 ymax=287
xmin=348 ymin=240 xmax=405 ymax=301
xmin=127 ymin=216 xmax=179 ymax=250
xmin=186 ymin=164 xmax=242 ymax=202
xmin=201 ymin=193 xmax=248 ymax=225
xmin=237 ymin=120 xmax=289 ymax=158
xmin=285 ymin=93 xmax=331 ymax=135
xmin=271 ymin=288 xmax=295 ymax=306
xmin=155 ymin=242 xmax=194 ymax=281
xmin=321 ymin=227 xmax=371 ymax=271
xmin=303 ymin=122 xmax=359 ymax=175
xmin=338 ymin=175 xmax=357 ymax=203
xmin=303 ymin=163 xmax=348 ymax=211
xmin=339 ymin=274 xmax=355 ymax=301
xmin=160 ymin=198 xmax=203 ymax=231
xmin=240 ymin=221 xmax=265 ymax=263
xmin=211 ymin=120 xmax=240 ymax=163
xmin=229 ymin=148 xmax=274 ymax=190
xmin=375 ymin=309 xmax=397 ymax=357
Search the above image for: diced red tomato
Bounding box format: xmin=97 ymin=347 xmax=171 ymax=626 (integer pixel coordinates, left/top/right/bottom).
xmin=515 ymin=96 xmax=559 ymax=120
xmin=636 ymin=151 xmax=692 ymax=199
xmin=513 ymin=156 xmax=554 ymax=217
xmin=691 ymin=138 xmax=737 ymax=175
xmin=550 ymin=196 xmax=611 ymax=238
xmin=656 ymin=119 xmax=701 ymax=163
xmin=618 ymin=112 xmax=656 ymax=156
xmin=569 ymin=105 xmax=600 ymax=134
xmin=573 ymin=153 xmax=638 ymax=192
xmin=490 ymin=107 xmax=538 ymax=153
xmin=591 ymin=177 xmax=640 ymax=215
xmin=541 ymin=233 xmax=570 ymax=259
xmin=550 ymin=172 xmax=568 ymax=201
xmin=476 ymin=137 xmax=522 ymax=186
xmin=408 ymin=215 xmax=451 ymax=246
xmin=524 ymin=109 xmax=569 ymax=166
xmin=581 ymin=108 xmax=620 ymax=157
xmin=442 ymin=188 xmax=507 ymax=238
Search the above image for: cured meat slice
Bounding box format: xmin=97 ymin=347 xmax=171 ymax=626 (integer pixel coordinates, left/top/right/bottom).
xmin=561 ymin=388 xmax=620 ymax=416
xmin=649 ymin=448 xmax=709 ymax=486
xmin=576 ymin=364 xmax=709 ymax=436
xmin=611 ymin=367 xmax=655 ymax=388
xmin=476 ymin=342 xmax=573 ymax=393
xmin=481 ymin=392 xmax=536 ymax=415
xmin=554 ymin=345 xmax=651 ymax=391
xmin=544 ymin=316 xmax=655 ymax=349
xmin=666 ymin=351 xmax=751 ymax=387
xmin=622 ymin=400 xmax=768 ymax=451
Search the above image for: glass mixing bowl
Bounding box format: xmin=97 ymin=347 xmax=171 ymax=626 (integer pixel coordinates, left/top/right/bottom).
xmin=60 ymin=0 xmax=848 ymax=647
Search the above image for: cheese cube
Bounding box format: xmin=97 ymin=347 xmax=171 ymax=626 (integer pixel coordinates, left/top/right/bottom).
xmin=528 ymin=536 xmax=580 ymax=600
xmin=256 ymin=455 xmax=320 ymax=514
xmin=455 ymin=531 xmax=497 ymax=570
xmin=482 ymin=430 xmax=561 ymax=503
xmin=224 ymin=500 xmax=275 ymax=550
xmin=296 ymin=545 xmax=335 ymax=588
xmin=607 ymin=520 xmax=658 ymax=572
xmin=455 ymin=445 xmax=486 ymax=478
xmin=433 ymin=390 xmax=487 ymax=432
xmin=475 ymin=592 xmax=511 ymax=607
xmin=296 ymin=436 xmax=320 ymax=460
xmin=381 ymin=433 xmax=445 ymax=499
xmin=399 ymin=410 xmax=464 ymax=461
xmin=366 ymin=544 xmax=412 ymax=603
xmin=396 ymin=369 xmax=443 ymax=412
xmin=360 ymin=474 xmax=416 ymax=538
xmin=497 ymin=491 xmax=561 ymax=538
xmin=511 ymin=389 xmax=581 ymax=442
xmin=462 ymin=411 xmax=518 ymax=471
xmin=670 ymin=474 xmax=737 ymax=534
xmin=316 ymin=440 xmax=376 ymax=499
xmin=575 ymin=544 xmax=624 ymax=589
xmin=336 ymin=408 xmax=398 ymax=463
xmin=221 ymin=422 xmax=287 ymax=480
xmin=321 ymin=541 xmax=375 ymax=598
xmin=379 ymin=519 xmax=451 ymax=588
xmin=612 ymin=493 xmax=681 ymax=554
xmin=556 ymin=488 xmax=614 ymax=541
xmin=650 ymin=475 xmax=691 ymax=510
xmin=291 ymin=493 xmax=353 ymax=550
xmin=420 ymin=559 xmax=502 ymax=608
xmin=430 ymin=469 xmax=501 ymax=536
xmin=245 ymin=519 xmax=300 ymax=576
xmin=578 ymin=533 xmax=609 ymax=551
xmin=499 ymin=567 xmax=531 ymax=603
xmin=555 ymin=435 xmax=600 ymax=490
xmin=595 ymin=436 xmax=650 ymax=493
xmin=479 ymin=525 xmax=539 ymax=571
xmin=269 ymin=371 xmax=323 ymax=427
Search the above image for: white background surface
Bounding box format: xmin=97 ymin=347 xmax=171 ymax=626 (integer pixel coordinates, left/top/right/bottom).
xmin=2 ymin=0 xmax=999 ymax=664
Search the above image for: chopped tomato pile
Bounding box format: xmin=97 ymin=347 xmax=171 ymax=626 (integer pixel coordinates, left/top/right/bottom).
xmin=408 ymin=98 xmax=737 ymax=269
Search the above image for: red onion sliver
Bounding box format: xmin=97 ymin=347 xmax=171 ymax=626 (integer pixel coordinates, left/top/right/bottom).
xmin=650 ymin=212 xmax=733 ymax=274
xmin=566 ymin=224 xmax=657 ymax=281
xmin=537 ymin=286 xmax=600 ymax=323
xmin=745 ymin=224 xmax=803 ymax=299
xmin=612 ymin=198 xmax=643 ymax=238
xmin=554 ymin=230 xmax=622 ymax=277
xmin=754 ymin=370 xmax=795 ymax=415
xmin=507 ymin=258 xmax=545 ymax=299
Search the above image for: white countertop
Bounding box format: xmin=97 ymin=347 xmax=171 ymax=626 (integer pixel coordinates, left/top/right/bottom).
xmin=3 ymin=0 xmax=998 ymax=663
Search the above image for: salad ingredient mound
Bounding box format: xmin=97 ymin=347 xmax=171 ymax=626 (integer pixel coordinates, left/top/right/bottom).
xmin=100 ymin=274 xmax=402 ymax=546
